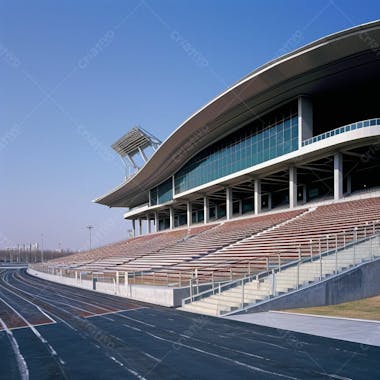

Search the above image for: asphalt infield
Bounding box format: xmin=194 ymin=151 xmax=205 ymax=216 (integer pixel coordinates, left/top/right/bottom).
xmin=0 ymin=268 xmax=379 ymax=379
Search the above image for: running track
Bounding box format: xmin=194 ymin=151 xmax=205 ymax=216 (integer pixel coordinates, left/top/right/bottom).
xmin=0 ymin=268 xmax=379 ymax=379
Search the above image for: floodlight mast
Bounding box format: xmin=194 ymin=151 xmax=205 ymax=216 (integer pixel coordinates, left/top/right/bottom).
xmin=111 ymin=126 xmax=161 ymax=179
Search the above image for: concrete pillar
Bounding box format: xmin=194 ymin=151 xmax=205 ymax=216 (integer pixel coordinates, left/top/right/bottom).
xmin=226 ymin=188 xmax=233 ymax=220
xmin=154 ymin=212 xmax=158 ymax=233
xmin=298 ymin=96 xmax=313 ymax=147
xmin=303 ymin=185 xmax=307 ymax=204
xmin=169 ymin=207 xmax=174 ymax=230
xmin=146 ymin=215 xmax=151 ymax=234
xmin=132 ymin=219 xmax=136 ymax=238
xmin=203 ymin=196 xmax=209 ymax=224
xmin=187 ymin=201 xmax=192 ymax=228
xmin=268 ymin=193 xmax=272 ymax=211
xmin=237 ymin=200 xmax=242 ymax=215
xmin=334 ymin=152 xmax=343 ymax=200
xmin=254 ymin=179 xmax=261 ymax=215
xmin=347 ymin=174 xmax=352 ymax=195
xmin=138 ymin=218 xmax=142 ymax=236
xmin=289 ymin=166 xmax=297 ymax=208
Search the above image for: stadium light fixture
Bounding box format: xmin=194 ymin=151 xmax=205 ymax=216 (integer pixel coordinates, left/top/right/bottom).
xmin=111 ymin=126 xmax=161 ymax=179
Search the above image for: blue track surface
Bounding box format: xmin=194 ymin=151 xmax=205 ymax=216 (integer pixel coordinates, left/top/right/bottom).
xmin=0 ymin=269 xmax=379 ymax=379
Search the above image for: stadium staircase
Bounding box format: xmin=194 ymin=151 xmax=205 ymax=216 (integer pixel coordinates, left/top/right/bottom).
xmin=180 ymin=231 xmax=380 ymax=316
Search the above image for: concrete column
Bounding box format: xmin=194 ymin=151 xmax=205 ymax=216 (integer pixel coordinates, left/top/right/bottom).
xmin=132 ymin=219 xmax=136 ymax=238
xmin=289 ymin=166 xmax=297 ymax=208
xmin=238 ymin=200 xmax=243 ymax=215
xmin=187 ymin=201 xmax=192 ymax=228
xmin=169 ymin=207 xmax=174 ymax=230
xmin=347 ymin=174 xmax=352 ymax=195
xmin=146 ymin=215 xmax=151 ymax=234
xmin=298 ymin=96 xmax=313 ymax=147
xmin=226 ymin=188 xmax=233 ymax=220
xmin=254 ymin=179 xmax=261 ymax=215
xmin=268 ymin=192 xmax=272 ymax=211
xmin=203 ymin=196 xmax=209 ymax=224
xmin=303 ymin=185 xmax=307 ymax=204
xmin=138 ymin=218 xmax=142 ymax=236
xmin=334 ymin=152 xmax=343 ymax=200
xmin=154 ymin=212 xmax=158 ymax=233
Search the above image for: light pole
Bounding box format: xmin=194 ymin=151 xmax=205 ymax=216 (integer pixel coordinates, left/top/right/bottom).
xmin=40 ymin=234 xmax=44 ymax=263
xmin=86 ymin=225 xmax=94 ymax=250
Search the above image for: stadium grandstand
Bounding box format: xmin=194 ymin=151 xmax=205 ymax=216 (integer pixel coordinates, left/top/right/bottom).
xmin=30 ymin=21 xmax=380 ymax=315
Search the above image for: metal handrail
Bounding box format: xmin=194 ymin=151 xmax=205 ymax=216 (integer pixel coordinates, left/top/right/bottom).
xmin=302 ymin=118 xmax=380 ymax=147
xmin=181 ymin=220 xmax=380 ymax=305
xmin=31 ymin=220 xmax=380 ymax=295
xmin=221 ymin=233 xmax=380 ymax=316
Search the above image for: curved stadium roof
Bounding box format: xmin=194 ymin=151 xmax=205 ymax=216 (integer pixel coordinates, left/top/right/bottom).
xmin=95 ymin=20 xmax=380 ymax=208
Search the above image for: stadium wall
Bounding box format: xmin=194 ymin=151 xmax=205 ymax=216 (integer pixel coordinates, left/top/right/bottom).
xmin=27 ymin=268 xmax=210 ymax=307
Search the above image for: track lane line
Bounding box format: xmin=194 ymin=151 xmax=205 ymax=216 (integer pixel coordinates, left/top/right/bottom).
xmin=11 ymin=272 xmax=116 ymax=314
xmin=0 ymin=293 xmax=67 ymax=376
xmin=145 ymin=331 xmax=299 ymax=379
xmin=1 ymin=275 xmax=98 ymax=316
xmin=0 ymin=282 xmax=56 ymax=324
xmin=0 ymin=318 xmax=29 ymax=380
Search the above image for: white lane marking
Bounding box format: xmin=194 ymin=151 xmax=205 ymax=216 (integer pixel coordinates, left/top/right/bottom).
xmin=109 ymin=356 xmax=147 ymax=380
xmin=119 ymin=315 xmax=156 ymax=328
xmin=123 ymin=323 xmax=142 ymax=332
xmin=12 ymin=271 xmax=148 ymax=318
xmin=3 ymin=321 xmax=60 ymax=333
xmin=143 ymin=352 xmax=161 ymax=363
xmin=178 ymin=333 xmax=266 ymax=360
xmin=110 ymin=356 xmax=124 ymax=366
xmin=0 ymin=282 xmax=56 ymax=323
xmin=15 ymin=272 xmax=150 ymax=316
xmin=0 ymin=295 xmax=65 ymax=367
xmin=85 ymin=307 xmax=148 ymax=319
xmin=0 ymin=278 xmax=77 ymax=332
xmin=318 ymin=373 xmax=352 ymax=380
xmin=8 ymin=271 xmax=102 ymax=316
xmin=11 ymin=273 xmax=113 ymax=313
xmin=125 ymin=307 xmax=149 ymax=312
xmin=102 ymin=316 xmax=115 ymax=322
xmin=145 ymin=332 xmax=299 ymax=379
xmin=0 ymin=318 xmax=29 ymax=380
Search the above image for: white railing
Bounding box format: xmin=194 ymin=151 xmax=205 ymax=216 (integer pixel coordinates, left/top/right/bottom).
xmin=219 ymin=234 xmax=380 ymax=316
xmin=182 ymin=220 xmax=380 ymax=308
xmin=302 ymin=118 xmax=380 ymax=147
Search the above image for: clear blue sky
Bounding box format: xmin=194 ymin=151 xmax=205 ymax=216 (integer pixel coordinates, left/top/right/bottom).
xmin=0 ymin=0 xmax=379 ymax=251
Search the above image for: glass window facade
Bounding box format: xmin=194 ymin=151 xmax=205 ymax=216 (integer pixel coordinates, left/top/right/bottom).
xmin=175 ymin=112 xmax=298 ymax=194
xmin=150 ymin=178 xmax=173 ymax=206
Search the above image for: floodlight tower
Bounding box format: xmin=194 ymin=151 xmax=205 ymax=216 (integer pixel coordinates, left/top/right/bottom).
xmin=111 ymin=126 xmax=161 ymax=179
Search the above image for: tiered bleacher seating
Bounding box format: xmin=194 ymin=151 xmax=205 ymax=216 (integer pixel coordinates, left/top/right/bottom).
xmin=112 ymin=210 xmax=301 ymax=274
xmin=172 ymin=197 xmax=380 ymax=282
xmin=50 ymin=225 xmax=211 ymax=270
xmin=47 ymin=197 xmax=380 ymax=287
xmin=141 ymin=209 xmax=303 ymax=283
